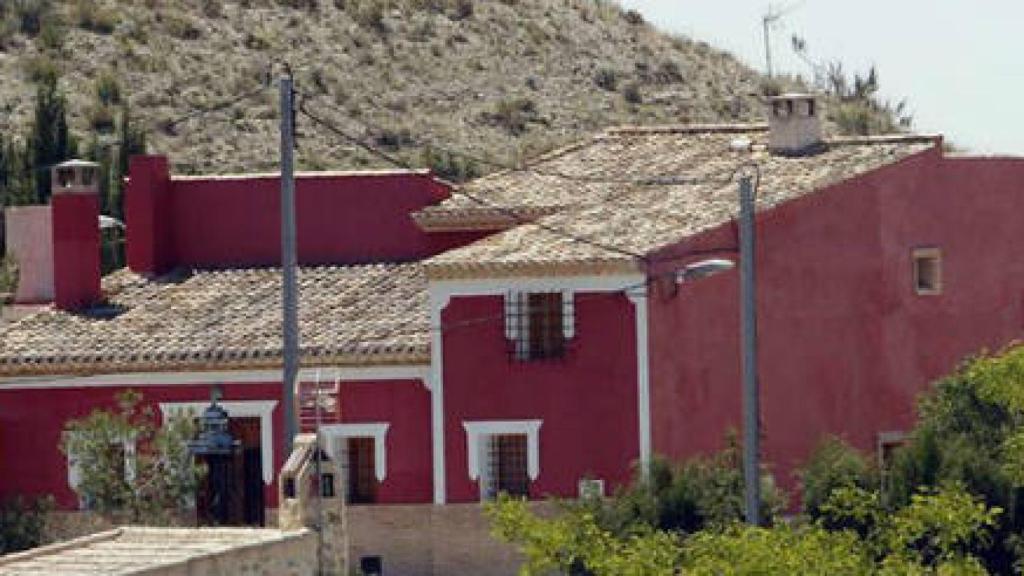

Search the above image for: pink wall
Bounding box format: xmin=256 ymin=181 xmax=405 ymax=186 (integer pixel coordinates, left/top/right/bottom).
xmin=51 ymin=193 xmax=101 ymax=311
xmin=649 ymin=148 xmax=1024 ymax=493
xmin=441 ymin=293 xmax=640 ymax=502
xmin=0 ymin=382 xmax=284 ymax=510
xmin=4 ymin=206 xmax=54 ymax=304
xmin=338 ymin=381 xmax=433 ymax=504
xmin=125 ymin=156 xmax=465 ymax=274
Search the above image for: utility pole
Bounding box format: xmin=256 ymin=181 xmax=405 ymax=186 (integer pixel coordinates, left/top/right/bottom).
xmin=280 ymin=73 xmax=299 ymax=457
xmin=762 ymin=2 xmax=802 ymax=78
xmin=762 ymin=13 xmax=774 ymax=78
xmin=738 ymin=175 xmax=761 ymax=526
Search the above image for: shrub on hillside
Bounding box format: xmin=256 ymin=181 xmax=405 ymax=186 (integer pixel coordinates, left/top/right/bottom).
xmin=488 ymin=98 xmax=539 ymax=136
xmin=593 ymin=67 xmax=618 ymax=91
xmin=73 ymin=0 xmax=118 ymax=35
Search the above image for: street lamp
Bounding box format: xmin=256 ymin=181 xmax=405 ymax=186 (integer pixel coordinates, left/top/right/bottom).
xmin=672 ymin=175 xmax=761 ymax=527
xmin=676 ymin=259 xmax=735 ymax=283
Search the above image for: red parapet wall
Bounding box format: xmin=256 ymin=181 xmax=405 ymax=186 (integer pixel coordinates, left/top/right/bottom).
xmin=51 ymin=193 xmax=101 ymax=310
xmin=126 ymin=156 xmax=459 ymax=273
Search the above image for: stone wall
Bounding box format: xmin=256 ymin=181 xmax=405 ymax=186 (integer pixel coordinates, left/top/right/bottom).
xmin=0 ymin=527 xmax=317 ymax=575
xmin=347 ymin=503 xmax=553 ymax=576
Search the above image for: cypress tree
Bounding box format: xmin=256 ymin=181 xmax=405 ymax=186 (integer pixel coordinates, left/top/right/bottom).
xmin=28 ymin=71 xmax=77 ymax=204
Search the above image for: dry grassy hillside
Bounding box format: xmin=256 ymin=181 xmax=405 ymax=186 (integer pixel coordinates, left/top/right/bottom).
xmin=0 ymin=0 xmax=774 ymax=176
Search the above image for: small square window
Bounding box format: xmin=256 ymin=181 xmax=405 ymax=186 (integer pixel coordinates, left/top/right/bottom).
xmin=913 ymin=248 xmax=942 ymax=295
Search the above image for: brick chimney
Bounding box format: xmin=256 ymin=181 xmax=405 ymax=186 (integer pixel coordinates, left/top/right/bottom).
xmin=51 ymin=160 xmax=102 ymax=311
xmin=768 ymin=94 xmax=824 ymax=156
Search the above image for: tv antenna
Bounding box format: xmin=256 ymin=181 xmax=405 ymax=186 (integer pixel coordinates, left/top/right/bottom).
xmin=762 ymin=1 xmax=804 ymax=78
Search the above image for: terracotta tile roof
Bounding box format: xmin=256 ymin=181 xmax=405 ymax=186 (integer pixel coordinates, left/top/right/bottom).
xmin=0 ymin=264 xmax=429 ymax=377
xmin=422 ymin=126 xmax=938 ymax=278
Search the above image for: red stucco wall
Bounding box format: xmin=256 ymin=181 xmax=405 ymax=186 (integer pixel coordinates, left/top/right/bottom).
xmin=441 ymin=292 xmax=640 ymax=502
xmin=338 ymin=380 xmax=433 ymax=504
xmin=125 ymin=156 xmax=466 ymax=274
xmin=648 ymin=148 xmax=1024 ymax=493
xmin=0 ymin=383 xmax=284 ymax=510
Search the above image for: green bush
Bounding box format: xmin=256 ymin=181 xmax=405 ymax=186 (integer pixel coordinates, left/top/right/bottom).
xmin=570 ymin=439 xmax=786 ymax=538
xmin=799 ymin=436 xmax=876 ymax=521
xmin=0 ymin=256 xmax=19 ymax=296
xmin=0 ymin=496 xmax=53 ymax=554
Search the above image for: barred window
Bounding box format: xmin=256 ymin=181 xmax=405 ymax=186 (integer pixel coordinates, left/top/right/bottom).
xmin=505 ymin=290 xmax=575 ymax=361
xmin=482 ymin=434 xmax=529 ymax=500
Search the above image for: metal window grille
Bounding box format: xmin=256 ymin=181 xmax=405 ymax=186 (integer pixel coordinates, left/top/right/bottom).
xmin=483 ymin=434 xmax=529 ymax=500
xmin=505 ymin=291 xmax=574 ymax=361
xmin=346 ymin=437 xmax=377 ymax=504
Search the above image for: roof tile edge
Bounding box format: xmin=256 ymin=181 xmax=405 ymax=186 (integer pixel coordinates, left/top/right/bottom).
xmin=171 ymin=168 xmax=433 ymax=181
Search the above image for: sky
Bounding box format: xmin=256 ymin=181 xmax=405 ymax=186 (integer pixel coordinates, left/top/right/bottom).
xmin=618 ymin=1 xmax=1024 ymax=155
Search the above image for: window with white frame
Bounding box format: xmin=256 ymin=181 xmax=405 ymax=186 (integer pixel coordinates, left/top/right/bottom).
xmin=464 ymin=420 xmax=541 ymax=501
xmin=505 ymin=290 xmax=575 ymax=361
xmin=321 ymin=423 xmax=389 ymax=505
xmin=65 ymin=432 xmax=136 ymax=510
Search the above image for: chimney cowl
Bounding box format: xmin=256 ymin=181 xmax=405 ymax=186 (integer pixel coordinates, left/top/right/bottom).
xmin=767 ymin=93 xmax=824 ymax=156
xmin=52 ymin=159 xmax=100 ymax=196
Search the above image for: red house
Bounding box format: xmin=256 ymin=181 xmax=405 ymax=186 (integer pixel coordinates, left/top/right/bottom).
xmin=1 ymin=94 xmax=1022 ymax=538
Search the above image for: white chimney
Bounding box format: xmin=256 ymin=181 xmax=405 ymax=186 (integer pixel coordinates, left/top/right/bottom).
xmin=768 ymin=94 xmax=823 ymax=156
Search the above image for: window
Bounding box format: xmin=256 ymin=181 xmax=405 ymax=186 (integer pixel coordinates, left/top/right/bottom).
xmin=505 ymin=291 xmax=574 ymax=361
xmin=481 ymin=434 xmax=529 ymax=500
xmin=913 ymin=248 xmax=942 ymax=295
xmin=878 ymin=431 xmax=907 ymax=502
xmin=464 ymin=420 xmax=542 ymax=501
xmin=345 ymin=437 xmax=377 ymax=504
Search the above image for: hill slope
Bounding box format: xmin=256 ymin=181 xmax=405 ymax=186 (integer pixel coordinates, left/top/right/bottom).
xmin=0 ymin=0 xmax=772 ymax=176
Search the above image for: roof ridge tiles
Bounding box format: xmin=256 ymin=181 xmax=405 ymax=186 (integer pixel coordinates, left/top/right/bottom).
xmin=601 ymin=123 xmax=770 ymax=136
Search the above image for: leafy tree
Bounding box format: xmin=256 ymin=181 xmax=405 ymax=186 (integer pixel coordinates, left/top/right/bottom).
xmin=888 ymin=345 xmax=1024 ymax=573
xmin=61 ymin=390 xmax=203 ymax=524
xmin=488 ymin=484 xmax=998 ymax=575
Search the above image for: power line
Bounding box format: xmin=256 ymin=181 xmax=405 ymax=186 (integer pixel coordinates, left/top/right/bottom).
xmin=298 ymin=101 xmax=655 ymax=262
xmin=298 ymin=91 xmax=717 ymax=187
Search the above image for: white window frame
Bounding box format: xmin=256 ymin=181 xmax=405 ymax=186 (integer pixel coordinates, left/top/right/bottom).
xmin=320 ymin=422 xmax=390 ymax=482
xmin=463 ymin=420 xmax=542 ymax=500
xmin=158 ymin=400 xmax=277 ymax=485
